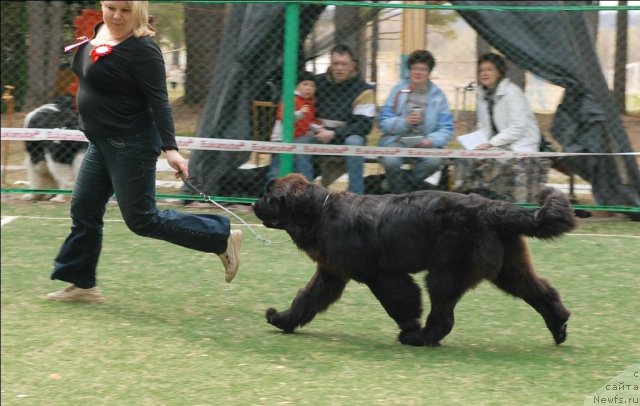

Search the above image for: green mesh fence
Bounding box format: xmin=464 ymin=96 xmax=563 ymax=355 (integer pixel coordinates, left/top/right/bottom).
xmin=1 ymin=1 xmax=638 ymax=214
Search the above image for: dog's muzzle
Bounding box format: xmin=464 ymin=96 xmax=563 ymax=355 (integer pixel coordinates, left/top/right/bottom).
xmin=253 ymin=200 xmax=284 ymax=229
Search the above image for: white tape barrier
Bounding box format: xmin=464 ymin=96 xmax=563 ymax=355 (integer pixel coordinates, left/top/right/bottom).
xmin=1 ymin=216 xmax=18 ymax=228
xmin=3 ymin=127 xmax=638 ymax=160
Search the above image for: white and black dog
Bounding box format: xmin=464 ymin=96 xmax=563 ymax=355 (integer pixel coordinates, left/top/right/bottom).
xmin=23 ymin=96 xmax=86 ymax=202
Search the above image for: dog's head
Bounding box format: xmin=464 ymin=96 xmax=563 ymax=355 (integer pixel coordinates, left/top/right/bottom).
xmin=253 ymin=173 xmax=328 ymax=230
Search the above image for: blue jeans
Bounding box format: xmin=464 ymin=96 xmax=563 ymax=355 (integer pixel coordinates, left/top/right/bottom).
xmin=379 ymin=135 xmax=442 ymax=194
xmin=51 ymin=126 xmax=231 ymax=288
xmin=294 ymin=134 xmax=365 ymax=194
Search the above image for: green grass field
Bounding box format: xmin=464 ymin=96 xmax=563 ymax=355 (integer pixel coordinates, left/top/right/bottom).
xmin=1 ymin=200 xmax=639 ymax=405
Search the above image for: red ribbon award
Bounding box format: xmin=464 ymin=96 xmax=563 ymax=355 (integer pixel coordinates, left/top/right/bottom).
xmin=91 ymin=44 xmax=113 ymax=62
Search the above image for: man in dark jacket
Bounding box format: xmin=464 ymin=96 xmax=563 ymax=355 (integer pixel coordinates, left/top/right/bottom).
xmin=295 ymin=44 xmax=375 ymax=194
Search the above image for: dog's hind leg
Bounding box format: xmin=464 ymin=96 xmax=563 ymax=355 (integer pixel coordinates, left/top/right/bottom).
xmin=491 ymin=238 xmax=571 ymax=345
xmin=266 ymin=267 xmax=347 ymax=333
xmin=47 ymin=159 xmax=75 ymax=203
xmin=24 ymin=156 xmax=56 ymax=201
xmin=366 ymin=273 xmax=423 ymax=345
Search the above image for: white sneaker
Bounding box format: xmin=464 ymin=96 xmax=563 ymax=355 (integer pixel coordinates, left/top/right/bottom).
xmin=46 ymin=285 xmax=104 ymax=303
xmin=218 ymin=229 xmax=243 ymax=283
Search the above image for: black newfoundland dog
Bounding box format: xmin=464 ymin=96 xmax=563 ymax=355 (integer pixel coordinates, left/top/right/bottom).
xmin=253 ymin=174 xmax=576 ymax=347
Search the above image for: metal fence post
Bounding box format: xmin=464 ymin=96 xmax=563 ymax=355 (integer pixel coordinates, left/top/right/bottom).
xmin=279 ymin=1 xmax=300 ymax=177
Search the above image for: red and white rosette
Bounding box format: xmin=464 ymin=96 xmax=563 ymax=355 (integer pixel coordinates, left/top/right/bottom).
xmin=91 ymin=44 xmax=113 ymax=62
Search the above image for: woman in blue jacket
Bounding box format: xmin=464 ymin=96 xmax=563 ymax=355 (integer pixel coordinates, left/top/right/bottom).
xmin=378 ymin=50 xmax=454 ymax=194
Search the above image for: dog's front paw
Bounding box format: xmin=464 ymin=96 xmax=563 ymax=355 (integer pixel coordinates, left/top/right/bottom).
xmin=265 ymin=307 xmax=280 ymax=326
xmin=398 ymin=329 xmax=426 ymax=347
xmin=265 ymin=308 xmax=295 ymax=333
xmin=553 ymin=321 xmax=568 ymax=345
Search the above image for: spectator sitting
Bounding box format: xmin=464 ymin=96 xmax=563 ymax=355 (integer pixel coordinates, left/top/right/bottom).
xmin=455 ymin=52 xmax=547 ymax=202
xmin=378 ymin=49 xmax=454 ymax=194
xmin=268 ymin=71 xmax=321 ymax=182
xmin=296 ymin=44 xmax=376 ymax=194
xmin=474 ymin=53 xmax=540 ymax=152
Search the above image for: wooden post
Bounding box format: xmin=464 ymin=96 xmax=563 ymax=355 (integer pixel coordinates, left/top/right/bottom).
xmin=2 ymin=85 xmax=16 ymax=190
xmin=401 ymin=1 xmax=426 ymax=79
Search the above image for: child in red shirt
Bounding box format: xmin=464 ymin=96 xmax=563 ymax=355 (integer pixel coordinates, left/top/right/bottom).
xmin=268 ymin=72 xmax=321 ymax=181
xmin=270 ymin=71 xmax=320 ymax=140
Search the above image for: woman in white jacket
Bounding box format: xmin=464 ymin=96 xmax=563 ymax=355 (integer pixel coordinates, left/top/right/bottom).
xmin=456 ymin=53 xmax=548 ymax=202
xmin=475 ymin=53 xmax=540 ymax=151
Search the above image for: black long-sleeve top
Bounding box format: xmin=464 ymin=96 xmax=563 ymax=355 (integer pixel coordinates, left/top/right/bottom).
xmin=72 ymin=27 xmax=178 ymax=150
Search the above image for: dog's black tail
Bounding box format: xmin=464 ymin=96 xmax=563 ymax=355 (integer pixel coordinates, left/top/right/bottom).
xmin=489 ymin=187 xmax=576 ymax=239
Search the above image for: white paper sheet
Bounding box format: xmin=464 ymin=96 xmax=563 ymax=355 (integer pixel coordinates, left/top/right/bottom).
xmin=399 ymin=135 xmax=424 ymax=148
xmin=456 ymin=130 xmax=488 ymax=150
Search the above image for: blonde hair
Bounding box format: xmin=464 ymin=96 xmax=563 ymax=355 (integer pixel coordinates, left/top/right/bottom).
xmin=128 ymin=1 xmax=155 ymax=37
xmin=101 ymin=1 xmax=155 ymax=37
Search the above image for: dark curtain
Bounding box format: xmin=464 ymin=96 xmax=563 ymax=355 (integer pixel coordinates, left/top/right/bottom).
xmin=453 ymin=0 xmax=640 ymax=207
xmin=186 ymin=1 xmax=638 ymax=206
xmin=185 ymin=4 xmax=325 ymax=195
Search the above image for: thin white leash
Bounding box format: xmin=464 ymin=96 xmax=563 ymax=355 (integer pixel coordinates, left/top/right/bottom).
xmin=179 ymin=172 xmax=291 ymax=245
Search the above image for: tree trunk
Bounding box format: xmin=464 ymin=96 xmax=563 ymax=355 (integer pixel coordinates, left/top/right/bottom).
xmin=26 ymin=1 xmax=47 ymax=110
xmin=47 ymin=1 xmax=63 ymax=99
xmin=370 ymin=13 xmax=379 ymax=93
xmin=613 ymin=0 xmax=627 ymax=114
xmin=358 ymin=29 xmax=367 ymax=80
xmin=334 ymin=6 xmax=366 ymax=77
xmin=25 ymin=1 xmax=65 ymax=109
xmin=184 ymin=3 xmax=226 ymax=105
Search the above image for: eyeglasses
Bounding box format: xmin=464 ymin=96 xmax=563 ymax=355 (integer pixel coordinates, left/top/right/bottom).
xmin=409 ymin=66 xmax=430 ymax=72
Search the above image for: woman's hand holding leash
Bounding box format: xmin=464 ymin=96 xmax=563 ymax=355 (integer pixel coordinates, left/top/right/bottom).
xmin=177 ymin=169 xmax=291 ymax=246
xmin=165 ymin=149 xmax=188 ymax=179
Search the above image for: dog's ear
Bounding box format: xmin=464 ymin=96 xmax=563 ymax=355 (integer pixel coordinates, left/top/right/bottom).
xmin=264 ymin=179 xmax=277 ymax=195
